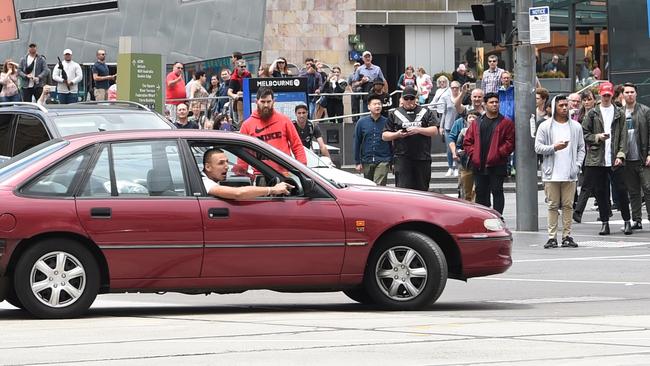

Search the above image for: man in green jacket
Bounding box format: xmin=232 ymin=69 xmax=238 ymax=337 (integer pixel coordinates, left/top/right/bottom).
xmin=582 ymin=82 xmax=631 ymax=235
xmin=621 ymin=82 xmax=650 ymax=230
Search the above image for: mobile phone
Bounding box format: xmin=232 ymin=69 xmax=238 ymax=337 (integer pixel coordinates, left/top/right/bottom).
xmin=468 ymin=82 xmax=476 ymax=89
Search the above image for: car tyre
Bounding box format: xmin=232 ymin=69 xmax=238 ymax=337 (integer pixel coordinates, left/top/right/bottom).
xmin=5 ymin=282 xmax=24 ymax=309
xmin=364 ymin=231 xmax=447 ymax=309
xmin=343 ymin=287 xmax=374 ymax=305
xmin=14 ymin=238 xmax=100 ymax=319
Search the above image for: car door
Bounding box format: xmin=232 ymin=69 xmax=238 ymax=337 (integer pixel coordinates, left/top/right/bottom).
xmin=191 ymin=141 xmax=346 ymax=278
xmin=75 ymin=139 xmax=203 ymax=279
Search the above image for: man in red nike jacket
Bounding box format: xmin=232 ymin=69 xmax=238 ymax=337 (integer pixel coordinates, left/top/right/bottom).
xmin=239 ymin=86 xmax=307 ymax=167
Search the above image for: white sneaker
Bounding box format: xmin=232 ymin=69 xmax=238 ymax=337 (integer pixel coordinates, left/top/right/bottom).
xmin=453 ymin=168 xmax=459 ymax=177
xmin=445 ymin=168 xmax=453 ymax=177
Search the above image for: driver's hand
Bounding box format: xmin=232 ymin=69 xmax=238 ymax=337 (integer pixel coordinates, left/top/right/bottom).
xmin=271 ymin=182 xmax=294 ymax=195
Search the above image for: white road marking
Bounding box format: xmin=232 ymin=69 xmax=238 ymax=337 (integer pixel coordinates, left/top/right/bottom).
xmin=487 ymin=296 xmax=624 ymax=304
xmin=475 ymin=277 xmax=650 ymax=286
xmin=516 ymin=254 xmax=650 ymax=262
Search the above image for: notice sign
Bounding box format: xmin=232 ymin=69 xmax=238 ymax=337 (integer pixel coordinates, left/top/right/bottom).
xmin=243 ymin=78 xmax=308 ymax=121
xmin=117 ymin=53 xmax=163 ymax=113
xmin=0 ymin=0 xmax=18 ymax=42
xmin=529 ymin=6 xmax=551 ymax=45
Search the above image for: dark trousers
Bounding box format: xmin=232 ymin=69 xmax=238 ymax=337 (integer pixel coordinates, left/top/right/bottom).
xmin=624 ymin=160 xmax=650 ymax=222
xmin=394 ymin=157 xmax=431 ymax=191
xmin=474 ymin=166 xmax=507 ymax=214
xmin=584 ymin=166 xmax=630 ymax=222
xmin=58 ymin=92 xmax=78 ymax=104
xmin=351 ymin=95 xmax=361 ymax=122
xmin=326 ymin=100 xmax=344 ymax=123
xmin=21 ymin=87 xmax=42 ymax=102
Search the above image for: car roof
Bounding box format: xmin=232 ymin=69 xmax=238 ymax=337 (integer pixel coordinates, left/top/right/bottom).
xmin=63 ymin=129 xmax=261 ymax=146
xmin=0 ymin=101 xmax=159 ymax=116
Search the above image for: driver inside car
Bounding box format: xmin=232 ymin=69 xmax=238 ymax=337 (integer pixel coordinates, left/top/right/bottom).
xmin=202 ymin=147 xmax=293 ymax=200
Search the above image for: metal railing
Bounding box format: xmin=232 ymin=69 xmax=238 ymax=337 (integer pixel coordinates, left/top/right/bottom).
xmin=576 ymin=80 xmax=607 ymax=95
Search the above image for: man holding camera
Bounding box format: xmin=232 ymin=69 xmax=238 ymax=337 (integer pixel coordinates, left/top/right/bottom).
xmin=535 ymin=96 xmax=585 ymax=248
xmin=382 ymin=86 xmax=439 ymax=191
xmin=582 ymin=82 xmax=631 ymax=235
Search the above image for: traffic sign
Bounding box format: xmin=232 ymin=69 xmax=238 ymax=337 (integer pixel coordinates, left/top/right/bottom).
xmin=529 ymin=6 xmax=551 ymax=45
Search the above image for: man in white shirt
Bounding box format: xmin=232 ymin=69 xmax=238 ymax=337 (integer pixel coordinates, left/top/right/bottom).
xmin=202 ymin=148 xmax=293 ymax=200
xmin=582 ymin=82 xmax=630 ymax=235
xmin=535 ymin=96 xmax=585 ymax=248
xmin=52 ymin=49 xmax=83 ymax=104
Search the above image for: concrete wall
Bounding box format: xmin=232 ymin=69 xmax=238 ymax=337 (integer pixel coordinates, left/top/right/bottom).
xmin=262 ymin=0 xmax=356 ymax=75
xmin=0 ymin=0 xmax=266 ymax=65
xmin=405 ymin=25 xmax=455 ymax=76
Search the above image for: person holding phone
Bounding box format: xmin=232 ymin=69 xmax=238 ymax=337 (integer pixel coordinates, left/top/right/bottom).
xmin=582 ymin=82 xmax=631 ymax=235
xmin=535 ymin=95 xmax=586 ymax=248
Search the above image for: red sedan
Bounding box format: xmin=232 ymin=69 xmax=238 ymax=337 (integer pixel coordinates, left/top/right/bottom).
xmin=0 ymin=130 xmax=512 ymax=318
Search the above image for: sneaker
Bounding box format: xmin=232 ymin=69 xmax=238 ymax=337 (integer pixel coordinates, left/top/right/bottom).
xmin=453 ymin=168 xmax=459 ymax=177
xmin=631 ymin=221 xmax=643 ymax=230
xmin=561 ymin=236 xmax=578 ymax=248
xmin=544 ymin=238 xmax=558 ymax=249
xmin=445 ymin=168 xmax=453 ymax=177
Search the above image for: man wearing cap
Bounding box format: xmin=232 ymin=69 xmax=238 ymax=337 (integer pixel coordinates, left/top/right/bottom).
xmin=382 ymin=86 xmax=439 ymax=191
xmin=92 ymin=49 xmax=115 ymax=101
xmin=582 ymin=81 xmax=631 ymax=235
xmin=352 ymin=51 xmax=387 ymax=112
xmin=52 ymin=49 xmax=83 ymax=104
xmin=18 ymin=43 xmax=49 ymax=102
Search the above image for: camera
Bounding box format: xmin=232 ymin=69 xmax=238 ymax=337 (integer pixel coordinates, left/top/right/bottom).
xmin=337 ymin=79 xmax=348 ymax=89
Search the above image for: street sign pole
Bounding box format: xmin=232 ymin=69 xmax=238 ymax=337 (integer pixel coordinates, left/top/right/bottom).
xmin=515 ymin=0 xmax=538 ymax=231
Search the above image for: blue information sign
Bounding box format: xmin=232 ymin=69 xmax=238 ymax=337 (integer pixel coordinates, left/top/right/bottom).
xmin=243 ymin=78 xmax=309 ymax=121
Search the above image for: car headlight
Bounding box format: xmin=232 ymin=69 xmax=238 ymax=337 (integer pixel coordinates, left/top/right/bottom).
xmin=484 ymin=218 xmax=504 ymax=231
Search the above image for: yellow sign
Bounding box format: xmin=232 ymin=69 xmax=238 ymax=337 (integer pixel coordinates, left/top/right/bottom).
xmin=0 ymin=0 xmax=18 ymax=42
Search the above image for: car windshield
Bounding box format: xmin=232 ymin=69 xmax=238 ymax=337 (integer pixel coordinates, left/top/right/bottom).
xmin=0 ymin=140 xmax=68 ymax=182
xmin=52 ymin=113 xmax=171 ymax=136
xmin=304 ymin=147 xmax=330 ymax=168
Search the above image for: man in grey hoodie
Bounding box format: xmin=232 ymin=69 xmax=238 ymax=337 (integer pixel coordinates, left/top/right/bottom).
xmin=535 ymin=95 xmax=586 ymax=248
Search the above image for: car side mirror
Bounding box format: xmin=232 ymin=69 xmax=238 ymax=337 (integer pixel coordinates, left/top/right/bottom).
xmin=303 ymin=177 xmax=315 ymax=195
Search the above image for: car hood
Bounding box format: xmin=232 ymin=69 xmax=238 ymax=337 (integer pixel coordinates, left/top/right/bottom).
xmin=341 ymin=184 xmax=502 ymax=217
xmin=312 ymin=167 xmax=376 ymax=186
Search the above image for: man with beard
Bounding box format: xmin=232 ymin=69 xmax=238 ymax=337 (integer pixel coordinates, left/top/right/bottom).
xmin=239 ymin=86 xmax=307 ymax=166
xmin=382 ymin=86 xmax=439 ymax=191
xmin=202 ymin=148 xmax=293 ymax=200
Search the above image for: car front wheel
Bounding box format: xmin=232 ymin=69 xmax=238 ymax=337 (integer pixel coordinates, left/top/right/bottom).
xmin=13 ymin=239 xmax=100 ymax=318
xmin=365 ymin=231 xmax=447 ymax=309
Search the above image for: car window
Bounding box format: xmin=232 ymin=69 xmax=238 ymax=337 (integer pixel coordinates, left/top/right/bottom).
xmin=13 ymin=114 xmax=49 ymax=156
xmin=190 ymin=142 xmax=307 ymax=197
xmin=52 ymin=113 xmax=172 ymax=136
xmin=80 ymin=140 xmax=187 ymax=197
xmin=21 ymin=148 xmax=94 ymax=197
xmin=0 ymin=114 xmax=13 ymax=158
xmin=0 ymin=140 xmax=68 ymax=183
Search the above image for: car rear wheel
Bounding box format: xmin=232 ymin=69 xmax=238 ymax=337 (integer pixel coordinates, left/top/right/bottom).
xmin=364 ymin=231 xmax=447 ymax=309
xmin=14 ymin=239 xmax=100 ymax=319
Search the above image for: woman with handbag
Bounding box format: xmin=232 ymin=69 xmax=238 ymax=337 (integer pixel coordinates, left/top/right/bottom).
xmin=0 ymin=59 xmax=22 ymax=102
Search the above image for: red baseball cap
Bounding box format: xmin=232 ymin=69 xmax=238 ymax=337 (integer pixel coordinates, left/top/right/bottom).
xmin=599 ymin=82 xmax=614 ymax=96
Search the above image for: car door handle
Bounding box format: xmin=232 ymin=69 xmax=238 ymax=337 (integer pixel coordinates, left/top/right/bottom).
xmin=208 ymin=208 xmax=229 ymax=219
xmin=90 ymin=207 xmax=111 ymax=218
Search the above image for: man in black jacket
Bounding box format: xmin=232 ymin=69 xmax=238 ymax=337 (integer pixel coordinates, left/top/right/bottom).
xmin=18 ymin=43 xmax=49 ymax=102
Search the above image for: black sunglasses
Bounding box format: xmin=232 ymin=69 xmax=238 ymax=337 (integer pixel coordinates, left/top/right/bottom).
xmin=403 ymin=96 xmax=416 ymax=101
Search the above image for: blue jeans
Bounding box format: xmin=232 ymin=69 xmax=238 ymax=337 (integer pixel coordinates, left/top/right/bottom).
xmin=58 ymin=92 xmax=78 ymax=104
xmin=0 ymin=94 xmax=22 ymax=102
xmin=444 ymin=130 xmax=456 ymax=169
xmin=308 ymin=100 xmax=317 ymax=119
